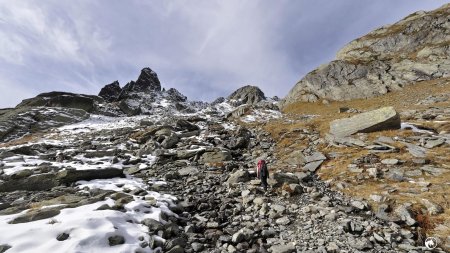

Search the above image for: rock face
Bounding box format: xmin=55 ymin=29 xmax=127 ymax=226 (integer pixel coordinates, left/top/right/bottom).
xmin=281 ymin=3 xmax=450 ymax=107
xmin=329 ymin=107 xmax=400 ymax=137
xmin=98 ymin=81 xmax=122 ymax=102
xmin=228 ymin=85 xmax=266 ymax=105
xmin=17 ymin=91 xmax=101 ymax=112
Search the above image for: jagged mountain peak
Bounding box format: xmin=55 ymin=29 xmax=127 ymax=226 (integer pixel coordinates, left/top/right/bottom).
xmin=227 ymin=85 xmax=266 ymax=106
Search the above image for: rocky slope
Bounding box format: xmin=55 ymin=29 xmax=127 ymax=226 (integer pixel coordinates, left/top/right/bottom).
xmin=281 ymin=3 xmax=450 ymax=107
xmin=3 ymin=66 xmax=448 ymax=252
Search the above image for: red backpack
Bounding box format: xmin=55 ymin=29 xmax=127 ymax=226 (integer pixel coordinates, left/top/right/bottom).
xmin=257 ymin=160 xmax=267 ymax=179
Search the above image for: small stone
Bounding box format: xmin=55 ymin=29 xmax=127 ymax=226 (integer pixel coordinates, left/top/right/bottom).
xmin=381 ymin=159 xmax=399 ymax=165
xmin=275 ymin=216 xmax=290 ymax=225
xmin=326 ymin=242 xmax=339 ymax=252
xmin=351 ymin=200 xmax=367 ymax=210
xmin=108 ymin=235 xmax=125 ymax=246
xmin=232 ymin=231 xmax=246 ymax=244
xmin=420 ymin=199 xmax=444 ymax=215
xmin=269 ymin=243 xmax=296 ymax=253
xmin=56 ymin=233 xmax=70 ymax=241
xmin=191 ymin=242 xmax=204 ymax=252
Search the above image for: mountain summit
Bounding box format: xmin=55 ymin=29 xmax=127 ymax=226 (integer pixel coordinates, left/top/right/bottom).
xmin=281 ymin=3 xmax=450 ymax=107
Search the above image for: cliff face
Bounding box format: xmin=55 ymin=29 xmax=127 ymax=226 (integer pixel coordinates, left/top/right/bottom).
xmin=281 ymin=3 xmax=450 ymax=108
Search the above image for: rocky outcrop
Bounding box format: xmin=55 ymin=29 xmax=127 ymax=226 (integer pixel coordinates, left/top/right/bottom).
xmin=98 ymin=81 xmax=122 ymax=102
xmin=281 ymin=3 xmax=450 ymax=107
xmin=228 ymin=85 xmax=266 ymax=105
xmin=0 ymin=106 xmax=89 ymax=142
xmin=329 ymin=107 xmax=401 ymax=137
xmin=17 ymin=91 xmax=101 ymax=112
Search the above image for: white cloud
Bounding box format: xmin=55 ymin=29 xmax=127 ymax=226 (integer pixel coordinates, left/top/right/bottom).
xmin=0 ymin=0 xmax=448 ymax=107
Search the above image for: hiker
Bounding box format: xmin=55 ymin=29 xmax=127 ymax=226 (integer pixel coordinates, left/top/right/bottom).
xmin=256 ymin=159 xmax=269 ymax=191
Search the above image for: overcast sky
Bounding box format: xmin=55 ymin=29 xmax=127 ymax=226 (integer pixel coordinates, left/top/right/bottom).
xmin=0 ymin=0 xmax=448 ymax=108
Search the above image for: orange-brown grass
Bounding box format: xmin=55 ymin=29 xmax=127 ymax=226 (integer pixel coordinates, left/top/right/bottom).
xmin=258 ymin=79 xmax=450 ymax=248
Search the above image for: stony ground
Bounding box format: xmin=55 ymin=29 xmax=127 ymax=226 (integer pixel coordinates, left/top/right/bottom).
xmin=1 ymin=97 xmax=448 ymax=253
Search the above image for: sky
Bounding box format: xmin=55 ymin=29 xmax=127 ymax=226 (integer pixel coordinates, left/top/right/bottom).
xmin=0 ymin=0 xmax=448 ymax=108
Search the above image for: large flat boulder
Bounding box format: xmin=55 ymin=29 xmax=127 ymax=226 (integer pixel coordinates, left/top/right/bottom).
xmin=329 ymin=107 xmax=400 ymax=137
xmin=0 ymin=173 xmax=59 ymax=192
xmin=57 ymin=168 xmax=124 ymax=184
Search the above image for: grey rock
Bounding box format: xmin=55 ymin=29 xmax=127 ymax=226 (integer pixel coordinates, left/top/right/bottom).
xmin=108 ymin=235 xmax=125 ymax=246
xmin=395 ymin=204 xmax=417 ymax=226
xmin=199 ymin=150 xmax=232 ymax=164
xmin=57 ymin=168 xmax=124 ymax=184
xmin=9 ymin=208 xmax=61 ymax=224
xmin=232 ymin=230 xmax=246 ymax=244
xmin=177 ymin=167 xmax=199 ymax=176
xmin=304 ymin=152 xmax=327 ymax=163
xmin=425 ymin=138 xmax=445 ymax=148
xmin=420 ymin=199 xmax=444 ymax=215
xmin=10 ymin=169 xmax=33 ymax=179
xmin=57 ymin=233 xmax=70 ymax=241
xmin=349 ymin=237 xmax=373 ymax=250
xmin=272 ymin=172 xmax=299 ymax=187
xmin=269 ymin=243 xmax=296 ymax=253
xmin=302 ymin=160 xmax=324 ymax=172
xmin=0 ymin=173 xmax=58 ymax=192
xmin=191 ymin=242 xmax=204 ymax=252
xmin=381 ymin=159 xmax=399 ymax=165
xmin=165 ymin=237 xmax=187 ymax=250
xmin=227 ymin=170 xmax=250 ymax=184
xmin=176 ymin=119 xmax=199 ymax=131
xmin=162 ymin=134 xmax=179 ymax=149
xmin=0 ymin=245 xmax=11 ymax=253
xmin=329 ymin=107 xmax=401 ymax=137
xmin=403 ymin=142 xmax=427 ymax=158
xmin=275 ymin=216 xmax=291 ymax=225
xmin=351 ymin=200 xmax=367 ymax=210
xmin=421 ymin=165 xmax=445 ymax=176
xmin=142 ymin=218 xmax=164 ymax=231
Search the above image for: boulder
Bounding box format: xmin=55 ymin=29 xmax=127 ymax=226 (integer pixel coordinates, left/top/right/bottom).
xmin=269 ymin=243 xmax=296 ymax=253
xmin=161 ymin=134 xmax=180 ymax=149
xmin=329 ymin=107 xmax=400 ymax=137
xmin=57 ymin=168 xmax=124 ymax=184
xmin=272 ymin=172 xmax=299 ymax=187
xmin=9 ymin=208 xmax=61 ymax=224
xmin=199 ymin=150 xmax=232 ymax=164
xmin=176 ymin=119 xmax=199 ymax=131
xmin=99 ymin=81 xmax=122 ymax=102
xmin=0 ymin=173 xmax=59 ymax=192
xmin=108 ymin=235 xmax=125 ymax=246
xmin=227 ymin=170 xmax=250 ymax=184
